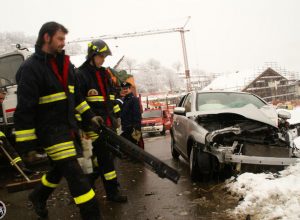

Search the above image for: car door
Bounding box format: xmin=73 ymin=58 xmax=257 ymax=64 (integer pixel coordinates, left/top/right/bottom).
xmin=176 ymin=93 xmax=192 ymax=157
xmin=172 ymin=95 xmax=186 ymax=147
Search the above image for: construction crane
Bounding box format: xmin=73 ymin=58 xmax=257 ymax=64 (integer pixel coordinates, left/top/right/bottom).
xmin=68 ymin=17 xmax=192 ymax=91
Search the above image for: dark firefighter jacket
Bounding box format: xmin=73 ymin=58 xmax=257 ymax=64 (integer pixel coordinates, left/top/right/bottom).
xmin=14 ymin=47 xmax=94 ymax=161
xmin=76 ymin=62 xmax=121 ymax=131
xmin=120 ymin=92 xmax=141 ymax=132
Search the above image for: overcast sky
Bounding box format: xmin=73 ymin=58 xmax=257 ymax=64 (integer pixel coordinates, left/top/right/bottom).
xmin=1 ymin=0 xmax=300 ymax=73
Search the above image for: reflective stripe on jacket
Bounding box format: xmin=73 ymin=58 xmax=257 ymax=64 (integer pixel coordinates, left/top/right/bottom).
xmin=14 ymin=47 xmax=94 ymax=159
xmin=76 ymin=62 xmax=120 ymax=130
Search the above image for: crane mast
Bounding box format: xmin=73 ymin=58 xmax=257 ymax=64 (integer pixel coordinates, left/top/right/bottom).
xmin=69 ymin=19 xmax=192 ymax=91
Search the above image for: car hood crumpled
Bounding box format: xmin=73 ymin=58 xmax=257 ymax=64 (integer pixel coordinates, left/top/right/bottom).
xmin=187 ymin=103 xmax=278 ymax=128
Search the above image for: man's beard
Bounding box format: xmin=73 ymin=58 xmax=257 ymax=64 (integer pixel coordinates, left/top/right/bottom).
xmin=49 ymin=39 xmax=63 ymax=54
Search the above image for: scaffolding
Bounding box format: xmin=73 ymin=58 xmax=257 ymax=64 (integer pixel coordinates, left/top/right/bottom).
xmin=243 ymin=63 xmax=299 ymax=103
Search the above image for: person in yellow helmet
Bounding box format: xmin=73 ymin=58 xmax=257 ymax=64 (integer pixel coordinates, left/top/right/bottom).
xmin=76 ymin=39 xmax=127 ymax=203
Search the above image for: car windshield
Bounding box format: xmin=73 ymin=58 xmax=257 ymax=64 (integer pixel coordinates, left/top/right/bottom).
xmin=142 ymin=110 xmax=162 ymax=118
xmin=196 ymin=92 xmax=266 ymax=111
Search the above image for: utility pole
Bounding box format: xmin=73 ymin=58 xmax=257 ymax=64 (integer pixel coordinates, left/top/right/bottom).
xmin=68 ymin=17 xmax=192 ymax=91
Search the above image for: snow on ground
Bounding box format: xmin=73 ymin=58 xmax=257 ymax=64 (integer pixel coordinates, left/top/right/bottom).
xmin=225 ymin=109 xmax=300 ymax=220
xmin=287 ymin=107 xmax=300 ymax=125
xmin=226 ymin=161 xmax=300 ymax=220
xmin=295 ymin=137 xmax=300 ymax=149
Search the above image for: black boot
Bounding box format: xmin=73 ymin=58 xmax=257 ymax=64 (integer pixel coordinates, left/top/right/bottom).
xmin=28 ymin=184 xmax=53 ymax=218
xmin=106 ymin=189 xmax=128 ymax=203
xmin=79 ymin=198 xmax=102 ymax=220
xmin=104 ymin=179 xmax=128 ymax=203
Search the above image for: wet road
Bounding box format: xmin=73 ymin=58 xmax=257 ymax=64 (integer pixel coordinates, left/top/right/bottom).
xmin=0 ymin=133 xmax=240 ymax=220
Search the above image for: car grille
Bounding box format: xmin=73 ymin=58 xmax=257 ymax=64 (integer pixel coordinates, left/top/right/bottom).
xmin=142 ymin=122 xmax=156 ymax=127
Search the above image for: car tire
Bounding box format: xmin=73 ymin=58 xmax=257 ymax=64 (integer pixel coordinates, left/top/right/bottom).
xmin=190 ymin=144 xmax=200 ymax=181
xmin=171 ymin=135 xmax=180 ymax=159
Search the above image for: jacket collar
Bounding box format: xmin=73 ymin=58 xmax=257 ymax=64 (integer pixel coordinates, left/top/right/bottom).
xmin=34 ymin=45 xmax=65 ymax=62
xmin=80 ymin=61 xmax=105 ymax=73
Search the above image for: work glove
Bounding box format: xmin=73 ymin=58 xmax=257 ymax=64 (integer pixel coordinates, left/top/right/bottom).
xmin=131 ymin=128 xmax=142 ymax=142
xmin=91 ymin=116 xmax=104 ymax=130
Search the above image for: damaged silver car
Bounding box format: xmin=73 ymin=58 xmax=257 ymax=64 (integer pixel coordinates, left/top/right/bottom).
xmin=170 ymin=91 xmax=298 ymax=181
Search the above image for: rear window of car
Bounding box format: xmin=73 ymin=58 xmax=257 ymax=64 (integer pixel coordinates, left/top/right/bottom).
xmin=142 ymin=110 xmax=162 ymax=118
xmin=0 ymin=54 xmax=24 ymax=86
xmin=196 ymin=92 xmax=266 ymax=111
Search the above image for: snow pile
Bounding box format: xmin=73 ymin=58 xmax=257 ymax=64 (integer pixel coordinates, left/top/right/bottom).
xmin=226 ymin=161 xmax=300 ymax=219
xmin=294 ymin=136 xmax=300 ymax=149
xmin=287 ymin=107 xmax=300 ymax=125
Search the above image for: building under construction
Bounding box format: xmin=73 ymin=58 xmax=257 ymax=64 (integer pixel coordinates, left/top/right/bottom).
xmin=203 ymin=63 xmax=300 ymax=103
xmin=243 ymin=67 xmax=298 ymax=103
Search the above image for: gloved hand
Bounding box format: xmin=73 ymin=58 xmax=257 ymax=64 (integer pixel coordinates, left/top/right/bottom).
xmin=131 ymin=129 xmax=142 ymax=142
xmin=91 ymin=116 xmax=104 ymax=129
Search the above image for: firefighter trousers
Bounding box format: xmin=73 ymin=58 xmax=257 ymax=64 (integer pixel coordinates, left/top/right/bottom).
xmin=32 ymin=159 xmax=101 ymax=219
xmin=90 ymin=137 xmax=119 ymax=195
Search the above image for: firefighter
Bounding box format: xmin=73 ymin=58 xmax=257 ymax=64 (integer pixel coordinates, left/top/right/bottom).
xmin=76 ymin=39 xmax=127 ymax=203
xmin=120 ymin=82 xmax=143 ymax=149
xmin=14 ymin=22 xmax=102 ymax=219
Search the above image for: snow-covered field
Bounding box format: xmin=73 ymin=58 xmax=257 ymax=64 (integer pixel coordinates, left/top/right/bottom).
xmin=226 ymin=109 xmax=300 ymax=220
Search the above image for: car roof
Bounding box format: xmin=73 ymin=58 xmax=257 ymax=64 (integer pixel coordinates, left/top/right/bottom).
xmin=195 ymin=90 xmax=251 ymax=95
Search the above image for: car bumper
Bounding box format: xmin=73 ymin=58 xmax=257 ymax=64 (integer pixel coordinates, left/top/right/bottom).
xmin=225 ymin=154 xmax=299 ymax=166
xmin=142 ymin=125 xmax=164 ymax=133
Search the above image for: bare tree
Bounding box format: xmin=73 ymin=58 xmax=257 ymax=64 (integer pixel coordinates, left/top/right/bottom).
xmin=65 ymin=43 xmax=83 ymax=55
xmin=0 ymin=32 xmax=35 ymax=53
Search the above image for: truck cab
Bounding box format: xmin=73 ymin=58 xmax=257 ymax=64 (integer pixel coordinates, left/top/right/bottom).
xmin=141 ymin=108 xmax=172 ymax=136
xmin=0 ymin=47 xmax=31 ymax=139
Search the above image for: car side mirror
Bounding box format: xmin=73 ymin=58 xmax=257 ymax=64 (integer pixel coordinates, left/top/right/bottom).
xmin=277 ymin=109 xmax=291 ymax=120
xmin=174 ymin=107 xmax=186 ymax=116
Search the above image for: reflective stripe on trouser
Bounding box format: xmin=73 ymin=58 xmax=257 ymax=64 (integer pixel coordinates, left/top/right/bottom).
xmin=45 ymin=141 xmax=77 ymax=161
xmin=92 ymin=138 xmax=119 ymax=195
xmin=41 ymin=173 xmax=59 ymax=188
xmin=36 ymin=159 xmax=100 ymax=218
xmin=104 ymin=170 xmax=117 ymax=180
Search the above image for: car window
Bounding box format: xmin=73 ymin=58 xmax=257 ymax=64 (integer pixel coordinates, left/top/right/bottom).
xmin=142 ymin=110 xmax=162 ymax=118
xmin=183 ymin=94 xmax=192 ymax=112
xmin=0 ymin=54 xmax=24 ymax=86
xmin=196 ymin=92 xmax=266 ymax=111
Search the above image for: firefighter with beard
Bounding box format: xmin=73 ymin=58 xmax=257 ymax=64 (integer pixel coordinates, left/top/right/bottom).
xmin=76 ymin=39 xmax=127 ymax=203
xmin=14 ymin=22 xmax=102 ymax=219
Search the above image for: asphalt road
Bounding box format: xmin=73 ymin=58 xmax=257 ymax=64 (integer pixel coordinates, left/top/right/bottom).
xmin=0 ymin=133 xmax=240 ymax=220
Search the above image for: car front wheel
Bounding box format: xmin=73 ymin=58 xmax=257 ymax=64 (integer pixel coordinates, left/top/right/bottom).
xmin=171 ymin=135 xmax=180 ymax=159
xmin=190 ymin=143 xmax=200 ymax=181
